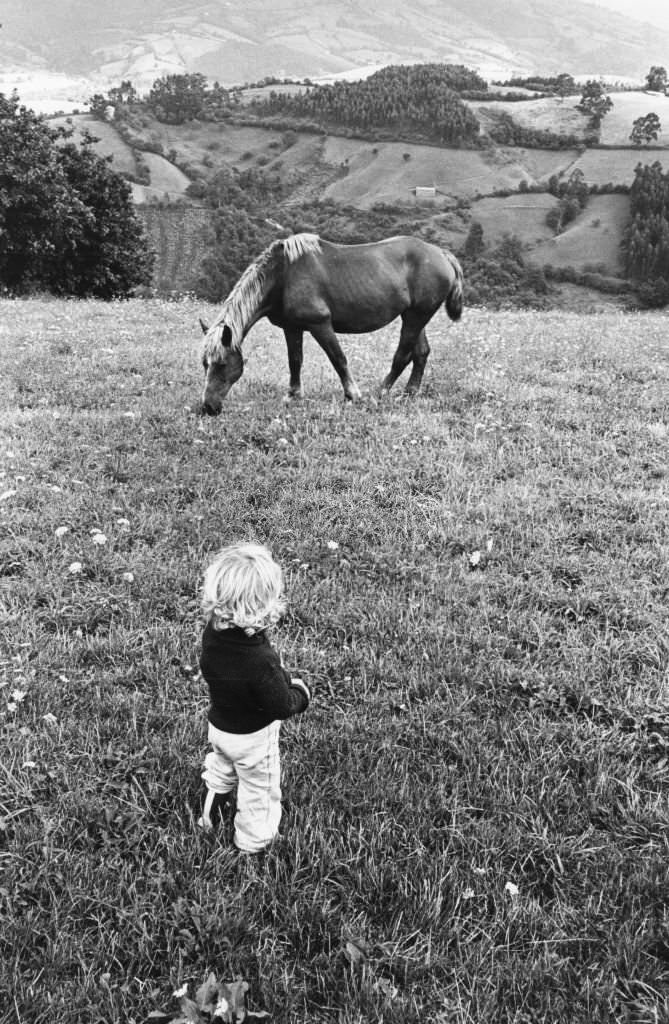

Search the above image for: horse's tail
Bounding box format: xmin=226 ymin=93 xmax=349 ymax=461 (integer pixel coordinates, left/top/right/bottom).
xmin=444 ymin=252 xmax=464 ymax=322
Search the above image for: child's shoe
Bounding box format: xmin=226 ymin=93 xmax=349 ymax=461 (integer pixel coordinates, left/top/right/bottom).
xmin=197 ymin=788 xmax=232 ymax=830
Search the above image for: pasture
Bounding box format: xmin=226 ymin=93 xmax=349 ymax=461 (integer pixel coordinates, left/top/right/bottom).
xmin=1 ymin=298 xmax=668 ymax=1024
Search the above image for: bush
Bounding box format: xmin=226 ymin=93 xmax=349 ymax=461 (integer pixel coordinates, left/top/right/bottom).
xmin=0 ymin=92 xmax=153 ymax=297
xmin=636 ymin=277 xmax=669 ymax=307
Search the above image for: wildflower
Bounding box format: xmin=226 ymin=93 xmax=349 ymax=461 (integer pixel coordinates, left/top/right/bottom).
xmin=469 ymin=550 xmax=482 ymax=567
xmin=122 ymin=572 xmax=134 ymax=583
xmin=91 ymin=532 xmax=107 ymax=546
xmin=10 ymin=689 xmax=26 ymax=704
xmin=462 ymin=887 xmax=475 ymax=900
xmin=69 ymin=561 xmax=83 ymax=574
xmin=173 ymin=984 xmax=188 ymax=999
xmin=326 ymin=540 xmax=339 ymax=550
xmin=116 ymin=518 xmax=130 ymax=528
xmin=54 ymin=526 xmax=69 ymax=538
xmin=42 ymin=713 xmax=58 ymax=726
xmin=504 ymin=881 xmax=519 ymax=899
xmin=6 ymin=702 xmax=17 ymax=713
xmin=22 ymin=761 xmax=37 ymax=769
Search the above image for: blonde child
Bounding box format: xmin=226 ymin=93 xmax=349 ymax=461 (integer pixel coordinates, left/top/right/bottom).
xmin=198 ymin=542 xmax=310 ymax=853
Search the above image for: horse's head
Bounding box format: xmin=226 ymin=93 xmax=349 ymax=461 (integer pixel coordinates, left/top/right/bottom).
xmin=199 ymin=319 xmax=244 ymax=416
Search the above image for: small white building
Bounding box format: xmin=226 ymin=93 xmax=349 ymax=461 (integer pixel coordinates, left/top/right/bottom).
xmin=414 ymin=186 xmax=437 ymax=200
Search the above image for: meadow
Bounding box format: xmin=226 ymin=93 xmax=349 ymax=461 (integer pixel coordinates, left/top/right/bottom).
xmin=1 ymin=298 xmax=668 ymax=1024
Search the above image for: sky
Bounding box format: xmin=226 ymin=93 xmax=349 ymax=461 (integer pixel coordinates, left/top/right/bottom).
xmin=591 ymin=0 xmax=669 ymax=30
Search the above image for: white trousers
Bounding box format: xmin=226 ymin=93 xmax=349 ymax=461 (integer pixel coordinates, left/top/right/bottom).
xmin=202 ymin=720 xmax=282 ymax=853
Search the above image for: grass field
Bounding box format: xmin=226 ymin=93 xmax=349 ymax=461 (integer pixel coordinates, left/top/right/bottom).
xmin=527 ymin=194 xmax=631 ymax=275
xmin=1 ymin=298 xmax=668 ymax=1024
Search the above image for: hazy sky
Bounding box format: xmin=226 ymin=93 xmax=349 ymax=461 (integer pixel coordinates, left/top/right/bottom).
xmin=591 ymin=0 xmax=669 ymax=30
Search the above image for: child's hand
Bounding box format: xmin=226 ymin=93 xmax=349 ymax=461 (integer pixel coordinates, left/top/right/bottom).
xmin=290 ymin=677 xmax=311 ymax=705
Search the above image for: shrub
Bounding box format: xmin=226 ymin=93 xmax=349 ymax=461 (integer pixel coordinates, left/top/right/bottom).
xmin=0 ymin=92 xmax=153 ymax=297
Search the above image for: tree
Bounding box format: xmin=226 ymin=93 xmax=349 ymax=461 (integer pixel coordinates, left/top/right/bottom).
xmin=577 ymin=80 xmax=613 ymax=127
xmin=0 ymin=92 xmax=153 ymax=296
xmin=630 ymin=112 xmax=662 ymax=145
xmin=0 ymin=92 xmax=72 ymax=290
xmin=645 ymin=66 xmax=668 ymax=93
xmin=147 ymin=73 xmax=208 ymax=124
xmin=463 ymin=221 xmax=484 ymax=259
xmin=107 ymin=80 xmax=138 ymax=107
xmin=555 ymin=73 xmax=576 ymax=100
xmin=89 ymin=80 xmax=138 ymax=120
xmin=51 ymin=134 xmax=154 ymax=297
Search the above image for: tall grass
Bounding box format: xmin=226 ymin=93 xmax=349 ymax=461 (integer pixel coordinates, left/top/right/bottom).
xmin=1 ymin=298 xmax=668 ymax=1023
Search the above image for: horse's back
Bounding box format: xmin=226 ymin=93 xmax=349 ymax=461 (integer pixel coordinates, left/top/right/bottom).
xmin=282 ymin=234 xmax=461 ymax=332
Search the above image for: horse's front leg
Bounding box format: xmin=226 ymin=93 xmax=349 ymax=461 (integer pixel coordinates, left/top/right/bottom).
xmin=309 ymin=322 xmax=361 ymax=401
xmin=284 ymin=327 xmax=304 ymax=399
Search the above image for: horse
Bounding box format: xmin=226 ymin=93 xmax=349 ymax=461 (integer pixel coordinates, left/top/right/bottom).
xmin=199 ymin=233 xmax=464 ymax=415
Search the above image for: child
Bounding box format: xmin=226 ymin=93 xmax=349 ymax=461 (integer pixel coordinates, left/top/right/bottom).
xmin=198 ymin=542 xmax=310 ymax=853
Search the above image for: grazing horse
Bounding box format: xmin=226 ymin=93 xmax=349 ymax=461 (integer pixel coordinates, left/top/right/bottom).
xmin=199 ymin=233 xmax=464 ymax=415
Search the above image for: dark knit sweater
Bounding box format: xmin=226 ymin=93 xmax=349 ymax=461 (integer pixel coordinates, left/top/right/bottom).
xmin=200 ymin=622 xmax=309 ymax=734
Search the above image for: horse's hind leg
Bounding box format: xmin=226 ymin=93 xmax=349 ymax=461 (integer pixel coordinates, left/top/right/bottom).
xmin=405 ymin=327 xmax=430 ymax=395
xmin=309 ymin=322 xmax=361 ymax=401
xmin=381 ymin=316 xmax=429 ymax=395
xmin=284 ymin=327 xmax=304 ymax=398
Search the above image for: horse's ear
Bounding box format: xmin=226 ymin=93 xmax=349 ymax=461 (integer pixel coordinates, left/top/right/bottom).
xmin=199 ymin=318 xmax=209 ymax=335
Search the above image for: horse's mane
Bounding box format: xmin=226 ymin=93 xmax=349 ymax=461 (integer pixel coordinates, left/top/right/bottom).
xmin=202 ymin=233 xmax=322 ymax=358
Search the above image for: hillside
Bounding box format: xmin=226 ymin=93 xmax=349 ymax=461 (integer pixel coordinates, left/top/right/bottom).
xmin=4 ymin=0 xmax=669 ymax=107
xmin=52 ymin=77 xmax=669 ymax=306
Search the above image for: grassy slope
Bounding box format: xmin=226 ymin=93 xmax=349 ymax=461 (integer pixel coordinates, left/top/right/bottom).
xmin=528 ymin=194 xmax=631 ymax=273
xmin=1 ymin=299 xmax=668 ymax=1023
xmin=597 ymin=91 xmax=669 ymax=146
xmin=52 ymin=113 xmax=139 ymax=177
xmin=467 ymin=95 xmax=587 ymax=139
xmin=466 ymin=193 xmax=556 ymax=247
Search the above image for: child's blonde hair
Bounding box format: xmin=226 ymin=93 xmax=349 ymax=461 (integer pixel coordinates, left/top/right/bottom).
xmin=202 ymin=542 xmax=285 ymax=633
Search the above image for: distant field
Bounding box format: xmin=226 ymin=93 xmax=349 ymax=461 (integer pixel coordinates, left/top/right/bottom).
xmin=570 ymin=147 xmax=654 ymax=187
xmin=52 ymin=112 xmax=138 ymax=177
xmin=2 ymin=299 xmax=668 ymax=1024
xmin=138 ymin=153 xmax=190 ymax=195
xmin=528 ymin=194 xmax=631 ymax=274
xmin=467 ymin=95 xmax=588 ymax=140
xmin=50 ymin=109 xmax=669 ymax=295
xmin=468 ymin=192 xmax=556 ymax=248
xmin=597 ymin=91 xmax=669 ymax=146
xmin=321 ymin=139 xmax=570 ymax=207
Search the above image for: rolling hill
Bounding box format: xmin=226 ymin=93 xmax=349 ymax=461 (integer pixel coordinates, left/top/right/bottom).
xmin=51 ymin=67 xmax=669 ymax=306
xmin=4 ymin=0 xmax=669 ymax=109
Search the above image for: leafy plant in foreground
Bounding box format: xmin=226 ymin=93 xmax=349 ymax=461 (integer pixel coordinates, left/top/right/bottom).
xmin=148 ymin=975 xmax=270 ymax=1023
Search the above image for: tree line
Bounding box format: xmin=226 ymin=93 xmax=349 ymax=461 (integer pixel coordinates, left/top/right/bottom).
xmin=247 ymin=64 xmax=483 ymax=146
xmin=624 ymin=160 xmax=669 ymax=306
